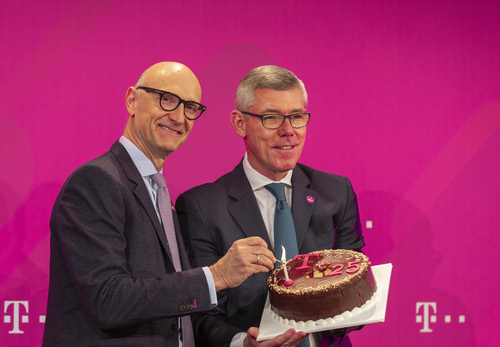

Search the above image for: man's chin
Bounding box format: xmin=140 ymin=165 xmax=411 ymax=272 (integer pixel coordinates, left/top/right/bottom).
xmin=159 ymin=139 xmax=186 ymax=154
xmin=276 ymin=160 xmax=299 ymax=172
xmin=270 ymin=163 xmax=298 ymax=176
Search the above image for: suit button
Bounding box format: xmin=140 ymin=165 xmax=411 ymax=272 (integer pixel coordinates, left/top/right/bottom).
xmin=179 ymin=304 xmax=194 ymax=312
xmin=172 ymin=321 xmax=179 ymax=331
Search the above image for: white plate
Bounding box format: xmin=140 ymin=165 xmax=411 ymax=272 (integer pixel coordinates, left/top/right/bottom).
xmin=257 ymin=263 xmax=393 ymax=341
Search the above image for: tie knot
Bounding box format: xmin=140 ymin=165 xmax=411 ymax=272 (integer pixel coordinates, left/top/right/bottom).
xmin=151 ymin=173 xmax=167 ymax=189
xmin=264 ymin=183 xmax=287 ymax=202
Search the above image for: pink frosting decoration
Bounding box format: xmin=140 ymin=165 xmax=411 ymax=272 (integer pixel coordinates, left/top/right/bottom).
xmin=293 ymin=253 xmax=320 ymax=270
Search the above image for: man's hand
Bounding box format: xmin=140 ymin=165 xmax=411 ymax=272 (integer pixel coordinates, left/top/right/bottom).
xmin=244 ymin=327 xmax=308 ymax=346
xmin=209 ymin=236 xmax=275 ymax=291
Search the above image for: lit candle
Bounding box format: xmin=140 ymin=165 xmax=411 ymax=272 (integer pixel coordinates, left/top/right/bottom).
xmin=281 ymin=246 xmax=293 ymax=286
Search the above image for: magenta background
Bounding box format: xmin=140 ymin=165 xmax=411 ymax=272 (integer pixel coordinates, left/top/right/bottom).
xmin=1 ymin=0 xmax=499 ymax=346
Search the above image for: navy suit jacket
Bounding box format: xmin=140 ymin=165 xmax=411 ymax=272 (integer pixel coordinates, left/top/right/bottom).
xmin=176 ymin=161 xmax=365 ymax=346
xmin=43 ymin=141 xmax=212 ymax=347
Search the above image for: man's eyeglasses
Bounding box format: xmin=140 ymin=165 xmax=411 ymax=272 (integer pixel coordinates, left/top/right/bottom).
xmin=240 ymin=111 xmax=310 ymax=129
xmin=137 ymin=86 xmax=207 ymax=120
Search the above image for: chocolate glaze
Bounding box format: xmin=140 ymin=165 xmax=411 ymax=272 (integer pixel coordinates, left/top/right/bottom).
xmin=268 ymin=249 xmax=377 ymax=321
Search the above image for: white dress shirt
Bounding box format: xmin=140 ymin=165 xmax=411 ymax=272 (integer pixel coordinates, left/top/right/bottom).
xmin=242 ymin=153 xmax=293 ymax=248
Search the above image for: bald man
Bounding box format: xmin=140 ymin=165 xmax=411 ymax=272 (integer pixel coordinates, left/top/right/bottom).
xmin=43 ymin=62 xmax=276 ymax=347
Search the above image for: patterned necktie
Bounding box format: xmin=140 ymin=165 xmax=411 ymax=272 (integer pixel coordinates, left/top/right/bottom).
xmin=264 ymin=183 xmax=310 ymax=347
xmin=150 ymin=173 xmax=194 ymax=347
xmin=151 ymin=173 xmax=181 ymax=271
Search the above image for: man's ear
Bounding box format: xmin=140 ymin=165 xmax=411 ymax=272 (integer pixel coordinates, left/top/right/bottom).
xmin=230 ymin=110 xmax=247 ymax=138
xmin=125 ymin=87 xmax=137 ymax=116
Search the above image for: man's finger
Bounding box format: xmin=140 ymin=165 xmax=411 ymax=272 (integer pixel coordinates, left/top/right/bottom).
xmin=268 ymin=329 xmax=297 ymax=345
xmin=241 ymin=236 xmax=268 ymax=247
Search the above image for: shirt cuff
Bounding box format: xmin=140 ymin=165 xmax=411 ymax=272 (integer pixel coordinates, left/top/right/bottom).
xmin=230 ymin=332 xmax=246 ymax=347
xmin=202 ymin=266 xmax=218 ymax=307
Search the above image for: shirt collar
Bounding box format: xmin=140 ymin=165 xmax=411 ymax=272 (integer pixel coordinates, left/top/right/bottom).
xmin=242 ymin=152 xmax=293 ymax=191
xmin=119 ymin=136 xmax=160 ymax=178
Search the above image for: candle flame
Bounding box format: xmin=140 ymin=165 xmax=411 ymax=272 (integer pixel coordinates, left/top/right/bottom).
xmin=281 ymin=245 xmax=290 ymax=282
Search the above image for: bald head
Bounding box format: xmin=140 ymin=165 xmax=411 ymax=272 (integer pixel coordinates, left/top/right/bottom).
xmin=135 ymin=62 xmax=202 ymax=102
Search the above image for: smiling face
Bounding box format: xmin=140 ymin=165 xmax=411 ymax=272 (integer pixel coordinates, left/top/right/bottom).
xmin=123 ymin=62 xmax=201 ymax=170
xmin=231 ymin=87 xmax=307 ymax=181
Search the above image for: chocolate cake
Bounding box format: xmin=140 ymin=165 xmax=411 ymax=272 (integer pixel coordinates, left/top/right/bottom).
xmin=267 ymin=249 xmax=376 ymax=322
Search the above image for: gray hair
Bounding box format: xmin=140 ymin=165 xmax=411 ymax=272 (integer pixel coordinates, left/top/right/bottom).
xmin=235 ymin=65 xmax=308 ymax=111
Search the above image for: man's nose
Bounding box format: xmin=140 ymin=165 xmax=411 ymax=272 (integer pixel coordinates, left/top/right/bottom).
xmin=278 ymin=117 xmax=295 ymax=135
xmin=168 ymin=105 xmax=186 ymax=124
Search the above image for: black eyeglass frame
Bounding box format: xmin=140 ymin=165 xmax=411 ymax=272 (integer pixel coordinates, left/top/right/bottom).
xmin=240 ymin=111 xmax=311 ymax=129
xmin=136 ymin=86 xmax=207 ymax=120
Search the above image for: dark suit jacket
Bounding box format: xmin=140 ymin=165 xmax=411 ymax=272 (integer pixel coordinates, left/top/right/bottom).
xmin=175 ymin=161 xmax=365 ymax=347
xmin=43 ymin=141 xmax=212 ymax=347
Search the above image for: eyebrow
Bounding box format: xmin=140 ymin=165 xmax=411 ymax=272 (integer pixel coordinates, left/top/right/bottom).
xmin=261 ymin=108 xmax=305 ymax=114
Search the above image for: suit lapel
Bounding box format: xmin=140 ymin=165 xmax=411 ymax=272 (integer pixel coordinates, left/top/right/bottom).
xmin=227 ymin=162 xmax=272 ymax=248
xmin=110 ymin=141 xmax=173 ymax=263
xmin=291 ymin=166 xmax=317 ymax=252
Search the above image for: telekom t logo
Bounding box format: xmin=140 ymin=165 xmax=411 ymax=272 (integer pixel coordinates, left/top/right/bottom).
xmin=416 ymin=302 xmax=436 ymax=332
xmin=4 ymin=301 xmax=29 ymax=334
xmin=416 ymin=302 xmax=466 ymax=333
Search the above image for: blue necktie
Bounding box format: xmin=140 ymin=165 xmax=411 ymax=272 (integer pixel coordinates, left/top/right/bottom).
xmin=264 ymin=183 xmax=299 ymax=266
xmin=264 ymin=183 xmax=310 ymax=347
xmin=151 ymin=173 xmax=195 ymax=347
